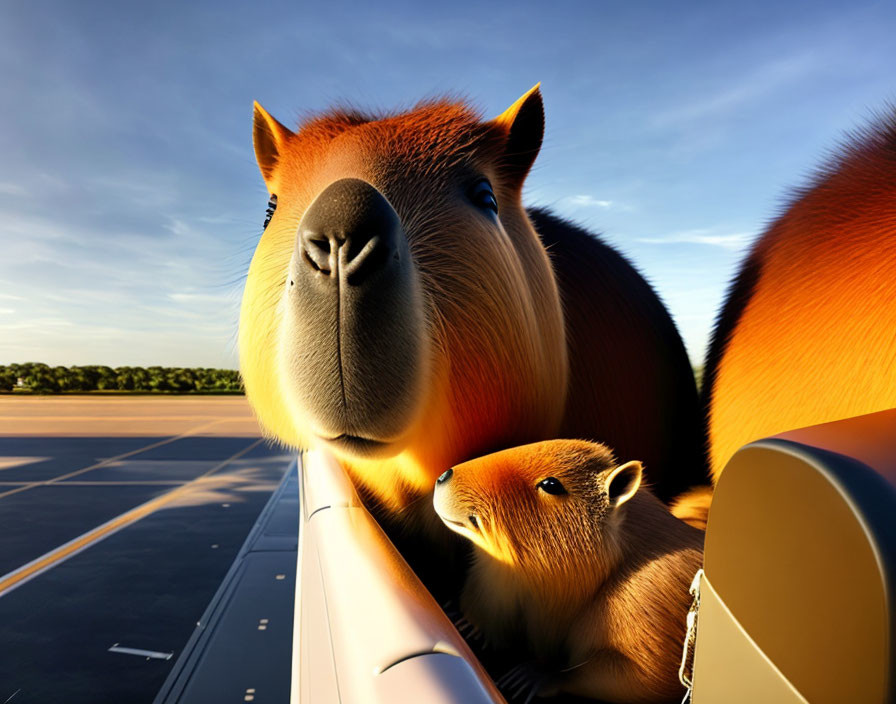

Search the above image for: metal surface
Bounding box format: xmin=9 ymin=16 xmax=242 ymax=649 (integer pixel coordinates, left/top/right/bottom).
xmin=693 ymin=408 xmax=896 ymax=704
xmin=691 ymin=573 xmax=808 ymax=704
xmin=294 ymin=450 xmax=505 ymax=704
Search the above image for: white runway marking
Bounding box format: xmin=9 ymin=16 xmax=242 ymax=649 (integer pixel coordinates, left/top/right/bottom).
xmin=108 ymin=644 xmax=173 ymax=660
xmin=0 ymin=419 xmax=224 ymax=500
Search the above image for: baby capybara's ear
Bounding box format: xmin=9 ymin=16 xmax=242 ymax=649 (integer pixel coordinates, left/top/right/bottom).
xmin=605 ymin=460 xmax=643 ymax=509
xmin=488 ymin=84 xmax=544 ymax=188
xmin=252 ymin=101 xmax=294 ymax=191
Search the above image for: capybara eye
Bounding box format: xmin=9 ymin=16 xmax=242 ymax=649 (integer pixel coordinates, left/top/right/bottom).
xmin=538 ymin=477 xmax=567 ymax=495
xmin=469 ymin=515 xmax=479 ymax=529
xmin=263 ymin=194 xmax=278 ymax=230
xmin=468 ymin=179 xmax=498 ymax=215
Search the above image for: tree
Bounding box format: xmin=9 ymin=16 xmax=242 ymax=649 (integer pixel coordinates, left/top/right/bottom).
xmin=0 ymin=367 xmax=17 ymax=391
xmin=0 ymin=362 xmax=244 ymax=393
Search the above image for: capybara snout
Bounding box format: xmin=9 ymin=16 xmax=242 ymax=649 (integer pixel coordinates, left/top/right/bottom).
xmin=282 ymin=176 xmax=427 ymax=455
xmin=296 ymin=178 xmax=403 ymax=283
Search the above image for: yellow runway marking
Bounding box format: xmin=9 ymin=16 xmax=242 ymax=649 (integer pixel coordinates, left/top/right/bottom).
xmin=0 ymin=457 xmax=49 ymax=471
xmin=0 ymin=438 xmax=263 ymax=598
xmin=0 ymin=419 xmax=223 ymax=501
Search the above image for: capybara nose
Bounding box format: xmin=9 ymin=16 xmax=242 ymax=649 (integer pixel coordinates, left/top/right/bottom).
xmin=437 ymin=468 xmax=453 ymax=485
xmin=298 ymin=178 xmax=401 ymax=284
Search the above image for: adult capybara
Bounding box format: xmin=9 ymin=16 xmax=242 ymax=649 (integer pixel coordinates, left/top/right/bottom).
xmin=703 ymin=109 xmax=896 ymax=481
xmin=240 ymin=86 xmax=704 ymax=572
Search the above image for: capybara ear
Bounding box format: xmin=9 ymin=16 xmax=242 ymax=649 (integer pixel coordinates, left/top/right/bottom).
xmin=606 ymin=461 xmax=643 ymax=508
xmin=252 ymin=101 xmax=293 ymax=191
xmin=489 ymin=84 xmax=544 ymax=188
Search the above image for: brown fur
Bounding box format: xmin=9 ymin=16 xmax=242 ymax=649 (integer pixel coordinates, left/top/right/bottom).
xmin=704 ymin=108 xmax=896 ymax=480
xmin=242 ymin=88 xmax=704 ymax=583
xmin=435 ymin=440 xmax=704 ymax=703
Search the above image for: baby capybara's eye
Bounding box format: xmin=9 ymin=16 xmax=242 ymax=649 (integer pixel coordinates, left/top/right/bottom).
xmin=537 ymin=477 xmax=567 ymax=495
xmin=468 ymin=179 xmax=498 ymax=215
xmin=263 ymin=194 xmax=277 ymax=230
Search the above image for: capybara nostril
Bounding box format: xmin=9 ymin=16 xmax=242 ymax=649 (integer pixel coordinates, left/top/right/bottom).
xmin=297 ymin=178 xmax=401 ymax=284
xmin=301 ymin=235 xmax=333 ymax=274
xmin=437 ymin=468 xmax=453 ymax=485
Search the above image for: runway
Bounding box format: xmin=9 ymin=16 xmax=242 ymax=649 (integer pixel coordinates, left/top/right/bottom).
xmin=0 ymin=396 xmax=295 ymax=703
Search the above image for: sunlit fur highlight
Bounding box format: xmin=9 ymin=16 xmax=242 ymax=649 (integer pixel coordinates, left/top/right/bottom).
xmin=669 ymin=484 xmax=713 ymax=530
xmin=705 ymin=108 xmax=896 ymax=480
xmin=443 ymin=440 xmax=704 ymax=703
xmin=241 ymin=96 xmax=568 ymax=547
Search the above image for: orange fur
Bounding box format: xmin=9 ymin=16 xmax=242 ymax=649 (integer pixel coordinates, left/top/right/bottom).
xmin=669 ymin=485 xmax=713 ymax=530
xmin=438 ymin=440 xmax=704 ymax=703
xmin=241 ymin=89 xmax=704 ymax=565
xmin=704 ymin=109 xmax=896 ymax=480
xmin=243 ymin=96 xmax=566 ymax=538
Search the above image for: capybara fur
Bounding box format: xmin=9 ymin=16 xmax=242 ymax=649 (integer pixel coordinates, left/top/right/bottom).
xmin=240 ymin=86 xmax=705 ymax=580
xmin=434 ymin=439 xmax=704 ymax=703
xmin=703 ymin=108 xmax=896 ymax=481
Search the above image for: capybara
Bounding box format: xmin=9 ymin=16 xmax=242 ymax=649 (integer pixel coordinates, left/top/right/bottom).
xmin=434 ymin=439 xmax=704 ymax=703
xmin=703 ymin=109 xmax=896 ymax=481
xmin=240 ymin=86 xmax=705 ymax=577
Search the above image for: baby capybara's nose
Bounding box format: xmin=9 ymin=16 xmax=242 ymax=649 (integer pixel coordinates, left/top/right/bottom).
xmin=298 ymin=178 xmax=401 ymax=284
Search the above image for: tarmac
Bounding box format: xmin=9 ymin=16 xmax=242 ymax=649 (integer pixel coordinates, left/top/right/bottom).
xmin=0 ymin=395 xmax=294 ymax=704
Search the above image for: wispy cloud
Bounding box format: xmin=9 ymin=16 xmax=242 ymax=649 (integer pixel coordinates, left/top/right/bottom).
xmin=168 ymin=292 xmax=234 ymax=303
xmin=0 ymin=199 xmax=245 ymax=366
xmin=649 ymin=53 xmax=820 ymax=129
xmin=567 ymin=194 xmax=614 ymax=208
xmin=0 ymin=182 xmax=27 ymax=197
xmin=637 ymin=229 xmax=756 ymax=250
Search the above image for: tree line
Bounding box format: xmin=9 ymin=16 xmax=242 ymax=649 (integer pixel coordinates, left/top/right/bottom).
xmin=0 ymin=362 xmax=243 ymax=394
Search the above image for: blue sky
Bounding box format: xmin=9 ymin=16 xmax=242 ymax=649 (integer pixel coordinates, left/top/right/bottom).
xmin=1 ymin=0 xmax=894 ymax=368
